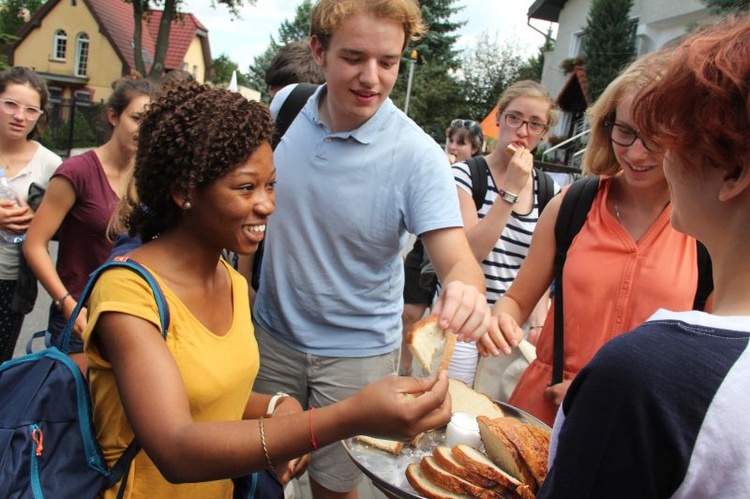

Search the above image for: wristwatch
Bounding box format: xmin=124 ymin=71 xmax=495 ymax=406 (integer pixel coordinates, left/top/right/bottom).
xmin=266 ymin=392 xmax=290 ymax=417
xmin=498 ymin=188 xmax=519 ymax=204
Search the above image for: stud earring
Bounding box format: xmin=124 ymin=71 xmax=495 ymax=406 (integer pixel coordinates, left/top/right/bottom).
xmin=183 ymin=200 xmax=192 ymax=210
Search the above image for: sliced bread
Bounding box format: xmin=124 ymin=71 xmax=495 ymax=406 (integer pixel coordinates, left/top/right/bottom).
xmin=432 ymin=446 xmax=498 ymax=489
xmin=451 ymin=443 xmax=522 ymax=492
xmin=494 ymin=419 xmax=549 ymax=488
xmin=476 ymin=416 xmax=537 ymax=492
xmin=405 ymin=463 xmax=473 ymax=499
xmin=420 ymin=456 xmax=498 ymax=497
xmin=449 ymin=379 xmax=504 ymax=419
xmin=406 ymin=316 xmax=457 ymax=375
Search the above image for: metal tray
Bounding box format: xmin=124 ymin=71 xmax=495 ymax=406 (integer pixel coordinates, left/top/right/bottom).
xmin=343 ymin=402 xmax=549 ymax=499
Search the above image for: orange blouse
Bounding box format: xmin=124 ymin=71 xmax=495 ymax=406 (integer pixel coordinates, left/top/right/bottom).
xmin=509 ymin=176 xmax=698 ymax=426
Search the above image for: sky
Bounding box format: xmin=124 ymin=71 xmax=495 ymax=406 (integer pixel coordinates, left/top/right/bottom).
xmin=181 ymin=0 xmax=556 ymax=71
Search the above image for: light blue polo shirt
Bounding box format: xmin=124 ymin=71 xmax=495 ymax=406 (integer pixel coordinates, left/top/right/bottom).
xmin=253 ymin=85 xmax=462 ymax=357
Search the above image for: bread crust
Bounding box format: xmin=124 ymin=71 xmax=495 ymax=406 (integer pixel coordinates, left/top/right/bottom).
xmin=451 ymin=443 xmax=522 ymax=493
xmin=353 ymin=435 xmax=404 ymax=455
xmin=477 ymin=416 xmax=539 ymax=492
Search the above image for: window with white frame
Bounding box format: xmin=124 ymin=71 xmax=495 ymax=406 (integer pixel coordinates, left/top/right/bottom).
xmin=571 ymin=30 xmax=586 ymax=58
xmin=74 ymin=33 xmax=90 ymax=77
xmin=74 ymin=90 xmax=92 ymax=106
xmin=52 ymin=30 xmax=66 ymax=61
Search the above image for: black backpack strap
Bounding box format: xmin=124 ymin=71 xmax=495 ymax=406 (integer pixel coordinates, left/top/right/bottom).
xmin=693 ymin=240 xmax=713 ymax=311
xmin=271 ymin=82 xmax=319 ymax=150
xmin=534 ymin=168 xmax=555 ymax=214
xmin=551 ymin=176 xmax=600 ymax=385
xmin=465 ymin=156 xmax=489 ymax=212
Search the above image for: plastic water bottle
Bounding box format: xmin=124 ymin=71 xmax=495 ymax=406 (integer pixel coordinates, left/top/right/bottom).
xmin=0 ymin=168 xmax=24 ymax=244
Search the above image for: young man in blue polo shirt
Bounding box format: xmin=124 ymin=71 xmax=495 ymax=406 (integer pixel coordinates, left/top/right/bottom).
xmin=251 ymin=1 xmax=497 ymax=497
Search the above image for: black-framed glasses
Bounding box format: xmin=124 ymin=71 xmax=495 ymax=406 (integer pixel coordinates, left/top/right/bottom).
xmin=501 ymin=112 xmax=548 ymax=135
xmin=450 ymin=119 xmax=483 ymax=139
xmin=0 ymin=98 xmax=43 ymax=121
xmin=604 ymin=121 xmax=658 ymax=151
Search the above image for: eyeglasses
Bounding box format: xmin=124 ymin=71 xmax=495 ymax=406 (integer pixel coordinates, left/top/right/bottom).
xmin=501 ymin=112 xmax=548 ymax=135
xmin=450 ymin=119 xmax=483 ymax=139
xmin=604 ymin=121 xmax=658 ymax=152
xmin=0 ymin=98 xmax=44 ymax=121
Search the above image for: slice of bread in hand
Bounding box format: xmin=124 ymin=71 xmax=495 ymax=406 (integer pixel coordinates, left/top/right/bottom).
xmin=432 ymin=446 xmax=499 ymax=489
xmin=449 ymin=379 xmax=504 ymax=419
xmin=406 ymin=463 xmax=473 ymax=499
xmin=477 ymin=416 xmax=537 ymax=492
xmin=451 ymin=443 xmax=522 ymax=492
xmin=407 ymin=316 xmax=457 ymax=375
xmin=354 ymin=435 xmax=404 ymax=455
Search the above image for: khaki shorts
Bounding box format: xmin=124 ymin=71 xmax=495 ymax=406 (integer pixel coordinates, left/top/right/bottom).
xmin=252 ymin=321 xmax=399 ymax=493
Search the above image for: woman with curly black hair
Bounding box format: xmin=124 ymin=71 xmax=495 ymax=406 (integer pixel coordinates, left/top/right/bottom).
xmin=80 ymin=81 xmax=450 ymax=498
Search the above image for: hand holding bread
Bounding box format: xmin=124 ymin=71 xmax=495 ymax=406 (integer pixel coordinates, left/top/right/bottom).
xmin=502 ymin=142 xmax=534 ymax=198
xmin=343 ymin=371 xmax=451 ymax=442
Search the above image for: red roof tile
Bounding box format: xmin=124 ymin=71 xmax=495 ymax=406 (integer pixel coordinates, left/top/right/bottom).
xmin=85 ymin=0 xmax=206 ymax=72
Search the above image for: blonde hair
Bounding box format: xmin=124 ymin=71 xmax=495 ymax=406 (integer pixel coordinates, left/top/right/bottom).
xmin=582 ymin=51 xmax=671 ymax=176
xmin=496 ymin=80 xmax=560 ymax=130
xmin=310 ymin=0 xmax=426 ymax=51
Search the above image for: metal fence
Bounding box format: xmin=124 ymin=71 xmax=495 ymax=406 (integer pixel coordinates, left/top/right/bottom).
xmin=43 ymin=97 xmax=108 ymax=158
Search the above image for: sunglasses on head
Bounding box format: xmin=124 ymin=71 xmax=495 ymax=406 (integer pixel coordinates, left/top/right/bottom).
xmin=450 ymin=119 xmax=483 ymax=139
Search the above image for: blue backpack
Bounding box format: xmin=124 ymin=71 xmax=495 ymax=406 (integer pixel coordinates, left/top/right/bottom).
xmin=0 ymin=257 xmax=169 ymax=498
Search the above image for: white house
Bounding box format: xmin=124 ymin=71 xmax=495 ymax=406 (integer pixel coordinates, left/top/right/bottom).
xmin=527 ymin=0 xmax=714 ymax=143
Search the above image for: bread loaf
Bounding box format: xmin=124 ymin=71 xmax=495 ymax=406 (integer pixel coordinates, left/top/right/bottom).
xmin=406 ymin=463 xmax=473 ymax=499
xmin=449 ymin=379 xmax=504 ymax=419
xmin=407 ymin=316 xmax=456 ymax=375
xmin=476 ymin=416 xmax=539 ymax=492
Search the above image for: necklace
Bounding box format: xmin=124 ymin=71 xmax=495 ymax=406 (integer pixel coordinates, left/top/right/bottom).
xmin=614 ymin=200 xmax=622 ymax=223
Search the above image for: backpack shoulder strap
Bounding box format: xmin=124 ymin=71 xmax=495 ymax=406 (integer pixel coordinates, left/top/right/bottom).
xmin=551 ymin=175 xmax=600 ymax=385
xmin=271 ymin=83 xmax=319 ymax=150
xmin=693 ymin=240 xmax=713 ymax=311
xmin=58 ymin=257 xmax=170 ymax=355
xmin=533 ymin=168 xmax=555 ymax=214
xmin=465 ymin=156 xmax=489 ymax=212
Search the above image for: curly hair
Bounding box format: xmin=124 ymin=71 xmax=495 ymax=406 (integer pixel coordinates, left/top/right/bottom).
xmin=633 ymin=15 xmax=750 ymax=175
xmin=310 ymin=0 xmax=426 ymax=51
xmin=127 ymin=81 xmax=275 ymax=241
xmin=0 ymin=67 xmax=51 ymax=139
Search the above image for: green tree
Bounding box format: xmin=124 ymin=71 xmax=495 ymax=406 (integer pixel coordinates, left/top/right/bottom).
xmin=581 ymin=0 xmax=636 ymax=100
xmin=246 ymin=0 xmax=313 ymax=97
xmin=453 ymin=34 xmax=528 ymax=124
xmin=126 ymin=0 xmax=254 ymax=79
xmin=210 ymin=53 xmax=249 ymax=86
xmin=0 ymin=0 xmax=44 ymax=54
xmin=517 ymin=27 xmax=555 ymax=82
xmin=701 ymin=0 xmax=750 ymax=14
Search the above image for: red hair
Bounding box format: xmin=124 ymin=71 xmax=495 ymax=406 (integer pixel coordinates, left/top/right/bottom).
xmin=633 ymin=15 xmax=750 ymax=173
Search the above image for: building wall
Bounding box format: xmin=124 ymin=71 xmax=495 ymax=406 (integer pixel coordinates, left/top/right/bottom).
xmin=182 ymin=36 xmax=207 ymax=83
xmin=539 ymin=0 xmax=712 ymax=138
xmin=14 ymin=1 xmax=123 ymax=103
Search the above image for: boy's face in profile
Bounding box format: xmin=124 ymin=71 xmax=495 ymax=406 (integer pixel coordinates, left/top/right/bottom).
xmin=311 ymin=12 xmax=405 ymax=132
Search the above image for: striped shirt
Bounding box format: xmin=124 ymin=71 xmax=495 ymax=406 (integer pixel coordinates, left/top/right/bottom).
xmin=453 ymin=160 xmax=560 ymax=305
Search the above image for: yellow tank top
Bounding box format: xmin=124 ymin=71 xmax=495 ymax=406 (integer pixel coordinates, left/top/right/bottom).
xmin=82 ymin=259 xmax=258 ymax=498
